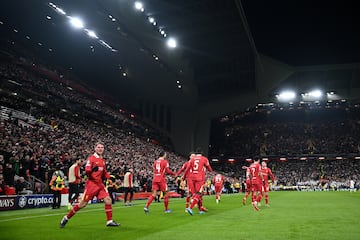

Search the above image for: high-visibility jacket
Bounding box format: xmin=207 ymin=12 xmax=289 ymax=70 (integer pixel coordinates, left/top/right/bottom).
xmin=49 ymin=170 xmax=65 ymax=191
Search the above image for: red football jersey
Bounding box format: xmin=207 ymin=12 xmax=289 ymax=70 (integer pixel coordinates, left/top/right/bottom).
xmin=184 ymin=155 xmax=212 ymax=181
xmin=249 ymin=162 xmax=262 ymax=183
xmin=260 ymin=167 xmax=275 ymax=184
xmin=213 ymin=174 xmax=224 ymax=186
xmin=85 ymin=153 xmax=110 ymax=184
xmin=152 ymin=158 xmax=174 ymax=182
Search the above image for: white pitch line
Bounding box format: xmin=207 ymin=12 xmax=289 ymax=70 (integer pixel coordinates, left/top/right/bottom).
xmin=0 ymin=205 xmax=127 ymax=223
xmin=0 ymin=196 xmax=217 ymax=223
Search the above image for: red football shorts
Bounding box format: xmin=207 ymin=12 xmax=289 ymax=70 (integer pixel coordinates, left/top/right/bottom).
xmin=215 ymin=184 xmax=223 ymax=194
xmin=152 ymin=181 xmax=168 ymax=192
xmin=82 ymin=181 xmax=109 ymax=202
xmin=251 ymin=180 xmax=263 ymax=192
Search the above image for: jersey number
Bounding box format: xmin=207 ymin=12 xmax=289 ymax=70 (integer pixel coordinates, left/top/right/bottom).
xmin=193 ymin=160 xmax=199 ymax=170
xmin=155 ymin=163 xmax=161 ymax=173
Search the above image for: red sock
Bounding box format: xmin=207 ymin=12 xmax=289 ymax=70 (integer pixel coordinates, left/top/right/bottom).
xmin=265 ymin=195 xmax=269 ymax=204
xmin=105 ymin=204 xmax=112 ymax=221
xmin=198 ymin=199 xmax=202 ymax=209
xmin=251 ymin=192 xmax=256 ymax=203
xmin=190 ymin=194 xmax=199 ymax=209
xmin=185 ymin=196 xmax=190 ymax=208
xmin=256 ymin=194 xmax=262 ymax=203
xmin=67 ymin=204 xmax=79 ymax=219
xmin=164 ymin=196 xmax=169 ymax=210
xmin=145 ymin=195 xmax=155 ymax=208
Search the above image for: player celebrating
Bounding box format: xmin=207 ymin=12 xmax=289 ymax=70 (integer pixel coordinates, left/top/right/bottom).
xmin=242 ymin=166 xmax=252 ymax=205
xmin=144 ymin=152 xmax=176 ymax=214
xmin=259 ymin=161 xmax=275 ymax=207
xmin=176 ymin=152 xmax=195 ymax=212
xmin=184 ymin=148 xmax=213 ymax=215
xmin=213 ymin=173 xmax=224 ymax=204
xmin=248 ymin=157 xmax=263 ymax=211
xmin=59 ymin=142 xmax=119 ymax=228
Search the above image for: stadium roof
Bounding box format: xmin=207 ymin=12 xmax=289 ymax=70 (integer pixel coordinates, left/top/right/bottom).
xmin=0 ymin=0 xmax=358 ymax=109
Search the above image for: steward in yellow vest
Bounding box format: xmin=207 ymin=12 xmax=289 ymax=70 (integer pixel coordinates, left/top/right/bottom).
xmin=49 ymin=164 xmax=65 ymax=209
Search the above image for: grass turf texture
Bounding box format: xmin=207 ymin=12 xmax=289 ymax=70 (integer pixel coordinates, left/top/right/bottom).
xmin=0 ymin=191 xmax=359 ymax=240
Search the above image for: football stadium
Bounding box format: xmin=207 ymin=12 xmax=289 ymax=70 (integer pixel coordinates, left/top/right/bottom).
xmin=0 ymin=1 xmax=359 ymax=239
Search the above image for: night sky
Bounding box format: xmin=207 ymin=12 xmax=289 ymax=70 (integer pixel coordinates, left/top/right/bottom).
xmin=0 ymin=0 xmax=359 ymax=97
xmin=242 ymin=0 xmax=359 ymax=65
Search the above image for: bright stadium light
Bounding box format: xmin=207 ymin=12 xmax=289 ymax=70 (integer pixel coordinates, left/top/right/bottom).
xmin=69 ymin=17 xmax=84 ymax=29
xmin=167 ymin=37 xmax=177 ymax=48
xmin=85 ymin=29 xmax=98 ymax=39
xmin=276 ymin=91 xmax=296 ymax=101
xmin=56 ymin=7 xmax=66 ymax=15
xmin=309 ymin=90 xmax=322 ymax=98
xmin=134 ymin=2 xmax=143 ymax=11
xmin=148 ymin=17 xmax=154 ymax=23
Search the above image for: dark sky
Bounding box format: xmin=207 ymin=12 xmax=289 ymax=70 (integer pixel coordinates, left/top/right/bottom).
xmin=0 ymin=0 xmax=359 ymax=96
xmin=242 ymin=0 xmax=359 ymax=65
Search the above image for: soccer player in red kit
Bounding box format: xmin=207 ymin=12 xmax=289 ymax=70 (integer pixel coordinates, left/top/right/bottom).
xmin=259 ymin=161 xmax=275 ymax=207
xmin=60 ymin=142 xmax=119 ymax=228
xmin=176 ymin=153 xmax=195 ymax=212
xmin=213 ymin=173 xmax=224 ymax=204
xmin=184 ymin=148 xmax=212 ymax=216
xmin=144 ymin=151 xmax=176 ymax=213
xmin=248 ymin=157 xmax=263 ymax=211
xmin=242 ymin=166 xmax=252 ymax=205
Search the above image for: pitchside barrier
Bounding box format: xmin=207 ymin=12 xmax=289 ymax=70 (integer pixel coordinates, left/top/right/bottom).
xmin=0 ymin=194 xmax=54 ymax=211
xmin=0 ymin=191 xmax=182 ymax=211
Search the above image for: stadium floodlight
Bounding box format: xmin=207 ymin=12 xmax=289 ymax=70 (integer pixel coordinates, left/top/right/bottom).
xmin=55 ymin=7 xmax=66 ymax=15
xmin=134 ymin=2 xmax=143 ymax=11
xmin=309 ymin=90 xmax=322 ymax=98
xmin=49 ymin=2 xmax=66 ymax=15
xmin=276 ymin=91 xmax=296 ymax=101
xmin=167 ymin=37 xmax=177 ymax=48
xmin=85 ymin=29 xmax=98 ymax=39
xmin=69 ymin=17 xmax=84 ymax=29
xmin=148 ymin=17 xmax=155 ymax=23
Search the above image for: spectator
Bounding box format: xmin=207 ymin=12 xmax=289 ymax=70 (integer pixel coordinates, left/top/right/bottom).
xmin=15 ymin=176 xmax=32 ymax=194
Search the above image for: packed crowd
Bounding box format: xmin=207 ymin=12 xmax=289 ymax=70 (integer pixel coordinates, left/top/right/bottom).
xmin=1 ymin=51 xmax=359 ymax=196
xmin=212 ymin=157 xmax=360 ymax=190
xmin=0 ymin=54 xmax=186 ymax=195
xmin=210 ymin=105 xmax=360 ymax=158
xmin=0 ymin=109 xmax=188 ymax=195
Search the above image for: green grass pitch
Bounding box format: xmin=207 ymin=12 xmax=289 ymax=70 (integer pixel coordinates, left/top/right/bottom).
xmin=0 ymin=191 xmax=359 ymax=240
